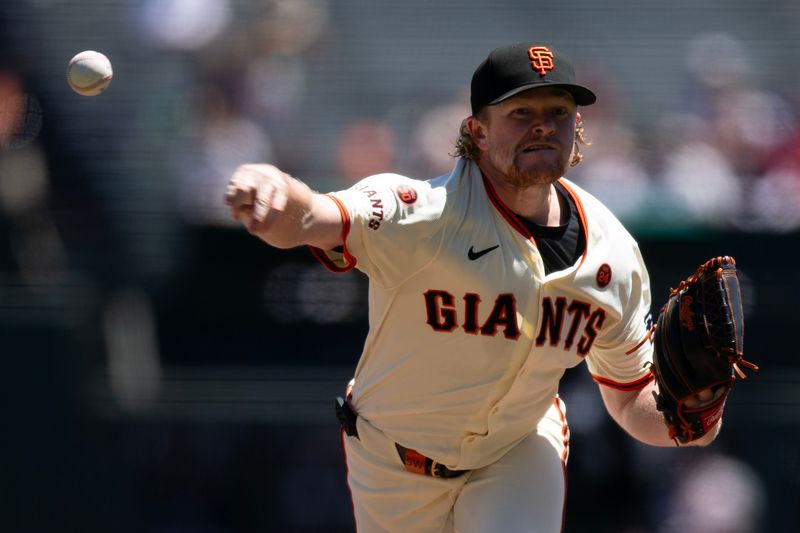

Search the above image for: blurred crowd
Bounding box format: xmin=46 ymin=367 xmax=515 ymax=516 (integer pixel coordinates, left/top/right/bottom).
xmin=569 ymin=31 xmax=800 ymax=233
xmin=155 ymin=1 xmax=800 ymax=234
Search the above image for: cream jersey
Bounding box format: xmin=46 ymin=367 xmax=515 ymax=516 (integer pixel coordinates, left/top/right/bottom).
xmin=312 ymin=158 xmax=654 ymax=470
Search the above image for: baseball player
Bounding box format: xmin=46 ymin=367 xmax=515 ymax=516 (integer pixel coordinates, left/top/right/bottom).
xmin=226 ymin=42 xmax=731 ymax=532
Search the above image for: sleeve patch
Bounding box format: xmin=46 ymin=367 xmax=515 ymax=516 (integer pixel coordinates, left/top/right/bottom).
xmin=396 ymin=185 xmax=418 ymax=205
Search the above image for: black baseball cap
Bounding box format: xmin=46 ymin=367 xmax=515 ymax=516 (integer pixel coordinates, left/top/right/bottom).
xmin=470 ymin=42 xmax=596 ymax=114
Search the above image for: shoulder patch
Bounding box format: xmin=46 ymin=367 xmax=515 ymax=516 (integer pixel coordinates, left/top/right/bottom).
xmin=396 ymin=185 xmax=418 ymax=205
xmin=596 ymin=263 xmax=612 ymax=288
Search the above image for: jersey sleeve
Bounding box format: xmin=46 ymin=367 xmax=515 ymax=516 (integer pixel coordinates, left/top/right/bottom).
xmin=585 ymin=243 xmax=655 ymax=391
xmin=309 ymin=173 xmax=447 ymax=287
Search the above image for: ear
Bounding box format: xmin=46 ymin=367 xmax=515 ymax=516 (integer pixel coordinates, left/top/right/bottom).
xmin=467 ymin=116 xmax=489 ymax=151
xmin=576 ymin=111 xmax=582 ymax=125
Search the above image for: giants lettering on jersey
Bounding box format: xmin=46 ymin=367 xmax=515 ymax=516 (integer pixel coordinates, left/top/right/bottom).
xmin=354 ymin=184 xmax=385 ymax=230
xmin=423 ymin=291 xmax=606 ymax=354
xmin=423 ymin=290 xmax=520 ymax=339
xmin=535 ymin=296 xmax=606 ymax=356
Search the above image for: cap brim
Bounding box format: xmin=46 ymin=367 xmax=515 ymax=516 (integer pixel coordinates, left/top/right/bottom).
xmin=489 ymin=82 xmax=597 ymax=107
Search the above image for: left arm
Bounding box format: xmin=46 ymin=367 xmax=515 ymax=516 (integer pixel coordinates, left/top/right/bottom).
xmin=599 ymin=380 xmax=720 ymax=447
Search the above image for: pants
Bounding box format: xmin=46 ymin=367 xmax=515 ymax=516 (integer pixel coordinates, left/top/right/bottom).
xmin=342 ymin=398 xmax=569 ymax=533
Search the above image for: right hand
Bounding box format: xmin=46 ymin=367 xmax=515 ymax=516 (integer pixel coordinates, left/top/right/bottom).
xmin=224 ymin=164 xmax=291 ymax=236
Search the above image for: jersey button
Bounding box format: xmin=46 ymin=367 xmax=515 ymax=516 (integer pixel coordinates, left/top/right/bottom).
xmin=466 ymin=436 xmax=476 ymax=443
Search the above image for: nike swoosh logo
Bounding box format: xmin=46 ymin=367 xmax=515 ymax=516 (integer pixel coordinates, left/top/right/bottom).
xmin=468 ymin=244 xmax=500 ymax=260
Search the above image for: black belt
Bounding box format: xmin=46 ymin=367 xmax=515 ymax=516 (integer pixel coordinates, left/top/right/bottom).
xmin=335 ymin=397 xmax=468 ymax=479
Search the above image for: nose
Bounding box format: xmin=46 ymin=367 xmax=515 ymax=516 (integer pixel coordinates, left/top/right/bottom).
xmin=530 ymin=114 xmax=556 ymax=136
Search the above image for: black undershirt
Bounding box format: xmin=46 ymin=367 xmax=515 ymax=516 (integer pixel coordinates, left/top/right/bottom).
xmin=515 ymin=183 xmax=585 ymax=275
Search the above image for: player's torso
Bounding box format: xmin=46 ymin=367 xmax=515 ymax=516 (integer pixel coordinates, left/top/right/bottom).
xmin=352 ymin=169 xmax=632 ymax=468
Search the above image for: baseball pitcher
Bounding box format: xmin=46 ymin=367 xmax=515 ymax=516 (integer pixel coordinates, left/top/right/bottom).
xmin=225 ymin=42 xmax=755 ymax=532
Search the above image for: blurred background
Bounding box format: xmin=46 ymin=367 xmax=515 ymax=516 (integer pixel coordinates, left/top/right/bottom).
xmin=1 ymin=0 xmax=799 ymax=531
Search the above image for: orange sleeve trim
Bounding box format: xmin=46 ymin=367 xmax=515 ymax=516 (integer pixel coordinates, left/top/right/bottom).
xmin=307 ymin=194 xmax=357 ymax=273
xmin=592 ymin=371 xmax=654 ymax=391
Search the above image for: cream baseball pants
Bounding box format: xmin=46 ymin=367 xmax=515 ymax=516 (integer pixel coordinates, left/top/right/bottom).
xmin=341 ymin=398 xmax=569 ymax=533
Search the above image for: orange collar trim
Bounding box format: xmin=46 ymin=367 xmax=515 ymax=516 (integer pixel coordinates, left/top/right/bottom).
xmin=480 ymin=173 xmax=591 ymax=266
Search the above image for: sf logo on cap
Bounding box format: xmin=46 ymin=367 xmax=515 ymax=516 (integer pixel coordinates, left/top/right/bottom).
xmin=528 ymin=46 xmax=555 ymax=76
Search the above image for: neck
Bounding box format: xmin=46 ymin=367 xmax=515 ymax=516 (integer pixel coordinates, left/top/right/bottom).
xmin=481 ymin=166 xmax=563 ymax=226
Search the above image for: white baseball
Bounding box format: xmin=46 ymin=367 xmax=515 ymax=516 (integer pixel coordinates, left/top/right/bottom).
xmin=67 ymin=50 xmax=113 ymax=96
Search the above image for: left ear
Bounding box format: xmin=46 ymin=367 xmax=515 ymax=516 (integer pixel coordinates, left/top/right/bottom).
xmin=466 ymin=116 xmax=489 ymax=151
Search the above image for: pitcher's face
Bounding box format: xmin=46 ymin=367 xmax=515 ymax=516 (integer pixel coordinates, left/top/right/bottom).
xmin=472 ymin=87 xmax=578 ymax=187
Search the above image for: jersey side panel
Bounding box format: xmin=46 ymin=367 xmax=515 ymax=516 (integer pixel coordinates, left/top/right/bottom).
xmin=558 ymin=179 xmax=654 ymax=388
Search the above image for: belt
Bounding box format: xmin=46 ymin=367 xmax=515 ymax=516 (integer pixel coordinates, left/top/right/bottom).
xmin=394 ymin=443 xmax=468 ymax=479
xmin=335 ymin=396 xmax=467 ymax=479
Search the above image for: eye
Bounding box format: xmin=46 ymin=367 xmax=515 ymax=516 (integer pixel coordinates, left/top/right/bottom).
xmin=510 ymin=107 xmax=530 ymax=117
xmin=552 ymin=107 xmax=569 ymax=117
